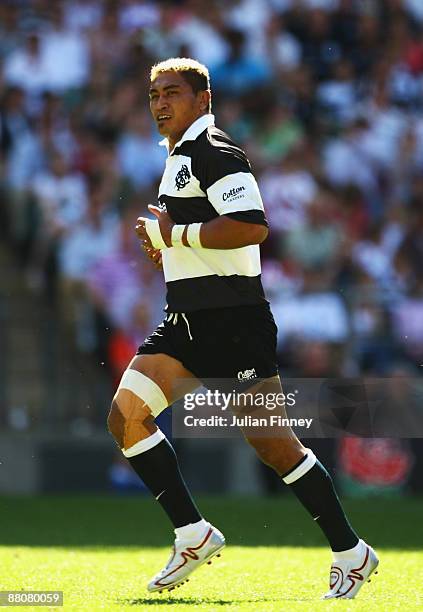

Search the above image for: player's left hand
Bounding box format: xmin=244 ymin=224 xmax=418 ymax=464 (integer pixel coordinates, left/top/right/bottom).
xmin=147 ymin=204 xmax=174 ymax=247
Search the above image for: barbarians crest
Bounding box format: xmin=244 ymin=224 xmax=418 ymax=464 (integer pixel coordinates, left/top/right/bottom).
xmin=175 ymin=164 xmax=191 ymax=190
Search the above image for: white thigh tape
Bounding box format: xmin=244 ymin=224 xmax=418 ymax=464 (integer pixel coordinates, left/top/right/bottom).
xmin=122 ymin=429 xmax=165 ymax=457
xmin=118 ymin=369 xmax=168 ymax=417
xmin=282 ymin=449 xmax=317 ymax=484
xmin=144 ymin=218 xmax=168 ymax=249
xmin=171 ymin=224 xmax=186 ymax=247
xmin=187 ymin=222 xmax=203 ymax=248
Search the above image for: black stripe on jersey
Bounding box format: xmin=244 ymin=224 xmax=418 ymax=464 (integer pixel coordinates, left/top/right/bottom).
xmin=166 ymin=274 xmax=267 ymax=312
xmin=175 ymin=127 xmax=252 ymax=194
xmin=161 ymin=194 xmax=268 ymax=227
xmin=226 ymin=210 xmax=268 ymax=227
xmin=160 ymin=194 xmax=218 ymax=224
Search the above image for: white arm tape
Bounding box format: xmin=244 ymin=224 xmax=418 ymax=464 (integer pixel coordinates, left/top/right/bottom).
xmin=186 ymin=223 xmax=203 ymax=248
xmin=117 ymin=369 xmax=168 ymax=417
xmin=144 ymin=218 xmax=168 ymax=249
xmin=171 ymin=224 xmax=186 ymax=247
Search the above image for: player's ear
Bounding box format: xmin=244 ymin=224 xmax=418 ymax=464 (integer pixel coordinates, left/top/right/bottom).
xmin=198 ymin=89 xmax=211 ymax=113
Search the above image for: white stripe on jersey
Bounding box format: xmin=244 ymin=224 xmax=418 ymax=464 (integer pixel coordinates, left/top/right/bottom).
xmin=207 ymin=171 xmax=265 ymax=216
xmin=162 ymin=244 xmax=261 ymax=282
xmin=159 ymin=155 xmax=204 ymax=199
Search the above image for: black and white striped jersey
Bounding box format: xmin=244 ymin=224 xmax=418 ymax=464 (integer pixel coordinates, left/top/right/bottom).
xmin=158 ymin=114 xmax=268 ymax=312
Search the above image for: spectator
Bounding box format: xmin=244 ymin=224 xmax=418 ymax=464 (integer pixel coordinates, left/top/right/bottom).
xmin=300 ymin=8 xmax=341 ymax=80
xmin=58 ymin=180 xmax=120 ymax=349
xmin=59 ymin=181 xmax=120 ymax=285
xmin=87 ymin=211 xmax=165 ymax=336
xmin=171 ymin=1 xmax=229 ymax=67
xmin=259 ymin=143 xmax=318 ymax=232
xmin=265 ymin=14 xmax=302 ymax=74
xmin=285 ymin=188 xmax=342 ymax=268
xmin=41 ymin=2 xmax=91 ymax=93
xmin=32 ymin=150 xmax=87 ymax=225
xmin=272 ymin=267 xmax=350 ymax=347
xmin=117 ymin=109 xmax=167 ymax=192
xmin=119 ymin=0 xmax=160 ymax=33
xmin=391 ymin=278 xmax=423 ymax=364
xmin=29 ymin=149 xmax=88 ymax=292
xmin=396 ymin=201 xmax=423 ymax=280
xmin=316 ymin=58 xmax=358 ymax=125
xmin=64 ymin=0 xmax=103 ymax=32
xmin=140 ymin=3 xmax=183 ymax=62
xmin=322 ymin=117 xmax=382 ymax=218
xmin=88 ymin=1 xmax=130 ymax=73
xmin=224 ymin=0 xmax=274 ymax=59
xmin=3 ymin=33 xmax=51 ymax=105
xmin=211 ymin=28 xmax=272 ymax=95
xmin=253 ymin=101 xmax=304 ymax=165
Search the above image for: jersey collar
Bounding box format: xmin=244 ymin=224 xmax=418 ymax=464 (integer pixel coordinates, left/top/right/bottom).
xmin=159 ymin=113 xmax=215 ymax=154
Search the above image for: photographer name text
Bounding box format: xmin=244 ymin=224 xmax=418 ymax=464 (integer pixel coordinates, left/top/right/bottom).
xmin=184 ymin=415 xmax=313 ymax=429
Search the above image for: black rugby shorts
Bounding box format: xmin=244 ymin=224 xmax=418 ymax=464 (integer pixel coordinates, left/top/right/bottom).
xmin=137 ymin=303 xmax=278 ymax=391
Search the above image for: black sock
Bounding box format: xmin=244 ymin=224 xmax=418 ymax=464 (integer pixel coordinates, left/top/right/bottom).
xmin=128 ymin=439 xmax=202 ymax=528
xmin=284 ymin=457 xmax=359 ymax=552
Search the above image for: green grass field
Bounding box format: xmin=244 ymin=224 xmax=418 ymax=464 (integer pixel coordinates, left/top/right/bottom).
xmin=1 ymin=496 xmax=422 ymax=611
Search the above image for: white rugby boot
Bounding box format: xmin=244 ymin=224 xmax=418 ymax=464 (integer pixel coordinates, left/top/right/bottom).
xmin=147 ymin=524 xmax=225 ymax=593
xmin=323 ymin=539 xmax=379 ymax=599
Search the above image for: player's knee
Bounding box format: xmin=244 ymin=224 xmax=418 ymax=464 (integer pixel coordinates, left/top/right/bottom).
xmin=108 ymin=394 xmax=154 ymax=450
xmin=107 ymin=368 xmax=169 ymax=451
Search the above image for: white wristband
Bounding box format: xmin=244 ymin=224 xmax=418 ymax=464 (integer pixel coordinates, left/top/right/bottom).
xmin=144 ymin=219 xmax=168 ymax=249
xmin=186 ymin=223 xmax=203 ymax=248
xmin=171 ymin=224 xmax=186 ymax=247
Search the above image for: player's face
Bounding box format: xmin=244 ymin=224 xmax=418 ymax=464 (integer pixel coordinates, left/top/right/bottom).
xmin=149 ymin=71 xmax=206 ymax=147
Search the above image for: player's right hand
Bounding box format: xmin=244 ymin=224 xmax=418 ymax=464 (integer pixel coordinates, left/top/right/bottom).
xmin=135 ymin=217 xmax=163 ymax=270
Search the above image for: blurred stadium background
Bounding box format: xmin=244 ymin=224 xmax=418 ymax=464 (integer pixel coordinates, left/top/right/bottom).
xmin=1 ymin=0 xmax=423 ymax=505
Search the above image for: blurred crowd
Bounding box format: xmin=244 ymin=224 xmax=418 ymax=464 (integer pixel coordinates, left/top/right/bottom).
xmin=1 ymin=0 xmax=423 ymax=395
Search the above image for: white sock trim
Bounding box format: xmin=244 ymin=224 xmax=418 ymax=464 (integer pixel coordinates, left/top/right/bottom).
xmin=282 ymin=449 xmax=317 ymax=484
xmin=122 ymin=429 xmax=165 ymax=457
xmin=174 ymin=518 xmax=209 ymax=540
xmin=117 ymin=369 xmax=168 ymax=417
xmin=332 ymin=539 xmax=364 ymax=562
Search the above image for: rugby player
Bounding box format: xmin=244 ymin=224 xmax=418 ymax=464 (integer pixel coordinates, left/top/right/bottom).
xmin=107 ymin=58 xmax=378 ymax=598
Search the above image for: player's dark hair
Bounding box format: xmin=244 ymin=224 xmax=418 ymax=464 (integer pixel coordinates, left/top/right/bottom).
xmin=179 ymin=71 xmax=211 ymax=112
xmin=150 ymin=57 xmax=211 ymax=112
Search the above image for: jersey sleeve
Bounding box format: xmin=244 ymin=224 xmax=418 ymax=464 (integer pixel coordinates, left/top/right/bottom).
xmin=193 ymin=131 xmax=268 ymax=226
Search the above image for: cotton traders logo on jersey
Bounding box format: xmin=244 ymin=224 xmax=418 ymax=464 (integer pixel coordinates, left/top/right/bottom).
xmin=237 ymin=368 xmax=257 ymax=382
xmin=175 ymin=165 xmax=191 ymax=190
xmin=223 ymin=185 xmax=245 ymax=201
